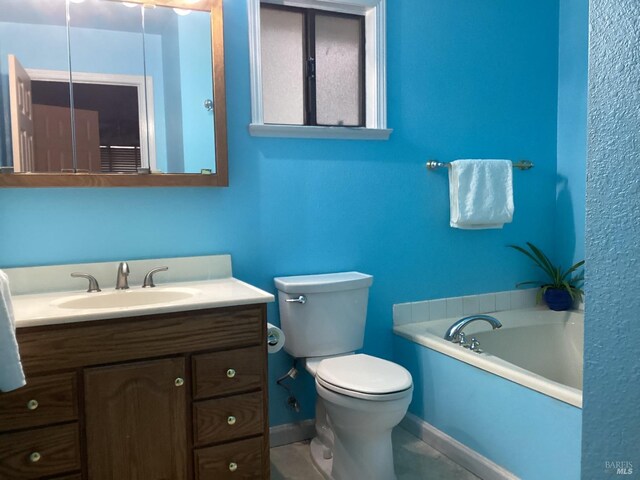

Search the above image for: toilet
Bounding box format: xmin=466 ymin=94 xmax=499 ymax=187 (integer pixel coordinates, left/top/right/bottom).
xmin=274 ymin=272 xmax=413 ymax=480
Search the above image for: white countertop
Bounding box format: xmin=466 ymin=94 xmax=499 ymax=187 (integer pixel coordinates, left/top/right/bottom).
xmin=13 ymin=278 xmax=275 ymax=328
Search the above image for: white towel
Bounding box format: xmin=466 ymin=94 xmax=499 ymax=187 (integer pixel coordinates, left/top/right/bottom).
xmin=449 ymin=159 xmax=514 ymax=229
xmin=0 ymin=270 xmax=26 ymax=392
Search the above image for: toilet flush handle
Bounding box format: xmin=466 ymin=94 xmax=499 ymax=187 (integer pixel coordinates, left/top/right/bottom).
xmin=285 ymin=295 xmax=307 ymax=304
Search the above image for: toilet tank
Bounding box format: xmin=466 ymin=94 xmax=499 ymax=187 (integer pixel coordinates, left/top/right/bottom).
xmin=274 ymin=272 xmax=373 ymax=358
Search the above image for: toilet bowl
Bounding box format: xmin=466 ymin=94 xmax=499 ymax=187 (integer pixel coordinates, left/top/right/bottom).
xmin=274 ymin=272 xmax=414 ymax=480
xmin=307 ymin=354 xmax=413 ymax=480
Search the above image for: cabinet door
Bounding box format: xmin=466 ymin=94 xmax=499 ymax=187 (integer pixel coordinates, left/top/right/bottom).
xmin=84 ymin=357 xmax=188 ymax=480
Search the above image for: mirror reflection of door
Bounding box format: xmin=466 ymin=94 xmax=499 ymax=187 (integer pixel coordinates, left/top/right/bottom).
xmin=31 ymin=103 xmax=102 ymax=173
xmin=8 ymin=56 xmax=150 ymax=174
xmin=8 ymin=55 xmax=35 ymax=172
xmin=31 ymin=104 xmax=80 ymax=172
xmin=32 ymin=80 xmax=144 ymax=173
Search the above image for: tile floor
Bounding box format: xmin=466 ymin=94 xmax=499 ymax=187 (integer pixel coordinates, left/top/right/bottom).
xmin=270 ymin=427 xmax=481 ymax=480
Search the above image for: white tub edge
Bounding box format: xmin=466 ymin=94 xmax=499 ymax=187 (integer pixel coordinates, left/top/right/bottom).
xmin=393 ymin=326 xmax=583 ymax=409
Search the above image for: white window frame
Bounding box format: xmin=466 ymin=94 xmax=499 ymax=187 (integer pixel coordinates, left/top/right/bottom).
xmin=25 ymin=68 xmax=157 ymax=171
xmin=247 ymin=0 xmax=391 ymax=140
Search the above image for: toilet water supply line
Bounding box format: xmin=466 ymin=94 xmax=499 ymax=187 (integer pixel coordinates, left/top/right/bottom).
xmin=276 ymin=361 xmax=301 ymax=413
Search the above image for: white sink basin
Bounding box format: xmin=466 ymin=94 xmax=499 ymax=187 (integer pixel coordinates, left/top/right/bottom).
xmin=52 ymin=288 xmax=199 ymax=310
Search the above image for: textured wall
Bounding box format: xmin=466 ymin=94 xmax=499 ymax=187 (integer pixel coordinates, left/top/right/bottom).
xmin=583 ymin=0 xmax=640 ymax=476
xmin=0 ymin=0 xmax=559 ymax=427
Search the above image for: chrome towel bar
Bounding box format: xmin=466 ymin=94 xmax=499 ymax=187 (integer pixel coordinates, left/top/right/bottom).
xmin=426 ymin=160 xmax=534 ymax=170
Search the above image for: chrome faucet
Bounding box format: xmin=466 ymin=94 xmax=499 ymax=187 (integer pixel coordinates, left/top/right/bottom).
xmin=444 ymin=315 xmax=502 ymax=342
xmin=70 ymin=272 xmax=101 ymax=293
xmin=115 ymin=262 xmax=130 ymax=290
xmin=142 ymin=266 xmax=168 ymax=288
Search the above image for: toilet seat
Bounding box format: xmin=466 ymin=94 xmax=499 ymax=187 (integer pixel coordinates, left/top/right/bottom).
xmin=315 ymin=354 xmax=412 ymax=401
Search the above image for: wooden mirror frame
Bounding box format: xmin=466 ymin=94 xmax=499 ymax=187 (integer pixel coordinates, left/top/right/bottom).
xmin=0 ymin=0 xmax=228 ymax=188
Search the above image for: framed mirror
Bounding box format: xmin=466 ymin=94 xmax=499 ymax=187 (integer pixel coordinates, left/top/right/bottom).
xmin=0 ymin=0 xmax=228 ymax=187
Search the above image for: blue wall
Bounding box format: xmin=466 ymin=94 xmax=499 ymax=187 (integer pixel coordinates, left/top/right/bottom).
xmin=555 ymin=0 xmax=588 ymax=268
xmin=582 ymin=0 xmax=640 ymax=476
xmin=0 ymin=0 xmax=560 ymax=428
xmin=394 ymin=337 xmax=582 ymax=480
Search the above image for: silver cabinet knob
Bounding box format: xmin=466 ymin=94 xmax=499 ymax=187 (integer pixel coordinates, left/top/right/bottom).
xmin=27 ymin=399 xmax=39 ymax=411
xmin=228 ymin=462 xmax=238 ymax=472
xmin=227 ymin=415 xmax=236 ymax=425
xmin=29 ymin=452 xmax=41 ymax=463
xmin=174 ymin=377 xmax=185 ymax=387
xmin=226 ymin=368 xmax=236 ymax=378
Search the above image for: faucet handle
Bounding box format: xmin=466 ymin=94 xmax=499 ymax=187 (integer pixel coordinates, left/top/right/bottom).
xmin=142 ymin=266 xmax=168 ymax=288
xmin=469 ymin=337 xmax=482 ymax=352
xmin=457 ymin=332 xmax=468 ymax=346
xmin=71 ymin=273 xmax=101 ymax=293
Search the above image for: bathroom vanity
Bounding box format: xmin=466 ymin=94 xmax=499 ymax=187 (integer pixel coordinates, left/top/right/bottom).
xmin=0 ymin=256 xmax=274 ymax=479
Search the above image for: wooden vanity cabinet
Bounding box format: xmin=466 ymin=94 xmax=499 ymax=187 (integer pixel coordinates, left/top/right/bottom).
xmin=0 ymin=304 xmax=270 ymax=480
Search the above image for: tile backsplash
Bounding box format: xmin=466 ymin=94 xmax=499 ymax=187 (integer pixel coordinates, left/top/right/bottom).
xmin=393 ymin=288 xmax=539 ymax=327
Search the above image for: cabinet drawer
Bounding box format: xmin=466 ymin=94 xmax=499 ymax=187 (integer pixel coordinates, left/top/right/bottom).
xmin=0 ymin=423 xmax=80 ymax=479
xmin=193 ymin=345 xmax=263 ymax=400
xmin=195 ymin=436 xmax=263 ymax=480
xmin=0 ymin=373 xmax=77 ymax=432
xmin=194 ymin=392 xmax=264 ymax=446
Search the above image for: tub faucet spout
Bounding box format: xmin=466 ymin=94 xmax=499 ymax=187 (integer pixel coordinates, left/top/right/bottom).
xmin=444 ymin=315 xmax=502 ymax=342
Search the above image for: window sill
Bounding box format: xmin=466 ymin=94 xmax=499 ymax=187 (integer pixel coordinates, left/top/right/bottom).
xmin=248 ymin=124 xmax=393 ymax=140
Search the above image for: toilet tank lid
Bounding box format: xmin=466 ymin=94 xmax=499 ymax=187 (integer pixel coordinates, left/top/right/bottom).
xmin=274 ymin=272 xmax=373 ymax=294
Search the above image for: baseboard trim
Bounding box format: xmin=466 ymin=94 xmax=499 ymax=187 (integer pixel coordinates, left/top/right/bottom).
xmin=400 ymin=413 xmax=519 ymax=480
xmin=269 ymin=419 xmax=316 ymax=448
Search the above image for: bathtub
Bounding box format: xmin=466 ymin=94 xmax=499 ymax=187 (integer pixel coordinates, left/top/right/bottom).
xmin=393 ymin=307 xmax=583 ymax=407
xmin=393 ymin=306 xmax=583 ymax=479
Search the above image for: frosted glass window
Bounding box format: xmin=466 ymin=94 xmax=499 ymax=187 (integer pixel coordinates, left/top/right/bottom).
xmin=314 ymin=14 xmax=363 ymax=126
xmin=260 ymin=8 xmax=305 ymax=125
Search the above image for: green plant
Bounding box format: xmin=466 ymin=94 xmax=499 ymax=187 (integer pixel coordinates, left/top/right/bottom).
xmin=508 ymin=242 xmax=585 ymax=303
